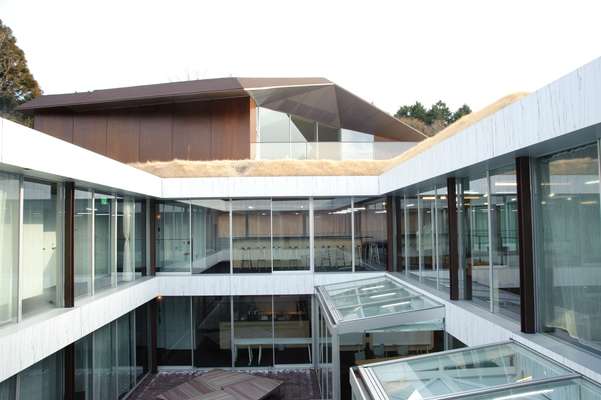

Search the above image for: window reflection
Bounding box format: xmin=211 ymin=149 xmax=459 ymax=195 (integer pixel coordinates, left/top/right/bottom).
xmin=314 ymin=198 xmax=353 ymax=272
xmin=191 ymin=199 xmax=230 ymax=274
xmin=272 ymin=199 xmax=310 ymax=271
xmin=156 ymin=201 xmax=190 ymax=272
xmin=232 ymin=199 xmax=271 ymax=273
xmin=0 ymin=173 xmax=20 ymax=325
xmin=354 ymin=197 xmax=388 ymax=271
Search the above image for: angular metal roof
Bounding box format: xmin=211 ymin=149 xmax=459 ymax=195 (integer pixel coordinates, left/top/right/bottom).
xmin=17 ymin=77 xmax=426 ymax=141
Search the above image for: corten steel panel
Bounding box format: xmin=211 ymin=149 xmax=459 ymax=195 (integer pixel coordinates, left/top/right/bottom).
xmin=516 ymin=157 xmax=535 ymax=333
xmin=72 ymin=112 xmax=108 ymax=155
xmin=107 ymin=110 xmax=141 ymax=163
xmin=139 ymin=105 xmax=173 ymax=162
xmin=34 ymin=112 xmax=74 ymax=142
xmin=210 ymin=97 xmax=251 ymax=160
xmin=172 ymin=101 xmax=212 ymax=160
xmin=447 ymin=177 xmax=460 ymax=300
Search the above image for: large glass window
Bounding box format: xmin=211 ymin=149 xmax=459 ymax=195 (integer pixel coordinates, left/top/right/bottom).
xmin=274 ymin=295 xmax=311 ymax=365
xmin=157 ymin=296 xmax=192 ymax=366
xmin=193 ymin=296 xmax=232 ymax=367
xmin=74 ymin=189 xmax=92 ymax=299
xmin=93 ymin=323 xmax=116 ymax=399
xmin=156 ymin=201 xmax=190 ymax=272
xmin=258 ymin=108 xmax=289 ymax=143
xmin=537 ymin=143 xmax=601 ymax=352
xmin=116 ymin=313 xmax=135 ymax=398
xmin=191 ymin=200 xmax=230 ymax=274
xmin=459 ymin=175 xmax=489 ymax=303
xmin=75 ymin=335 xmax=92 ymax=400
xmin=22 ymin=179 xmax=62 ymax=318
xmin=232 ymin=199 xmax=271 ymax=273
xmin=354 ymin=197 xmax=388 ymax=271
xmin=393 ymin=194 xmax=406 ymax=273
xmin=406 ymin=195 xmax=419 ymax=279
xmin=0 ymin=172 xmax=19 ymax=325
xmin=314 ymin=198 xmax=353 ymax=272
xmin=134 ymin=199 xmax=147 ymax=277
xmin=117 ymin=197 xmax=136 ymax=284
xmin=233 ymin=296 xmax=273 ymax=367
xmin=291 ymin=115 xmax=316 ymax=142
xmin=272 ymin=198 xmax=310 ymax=271
xmin=19 ymin=351 xmax=64 ymax=400
xmin=135 ymin=304 xmax=149 ymax=382
xmin=490 ymin=166 xmax=520 ymax=318
xmin=419 ymin=190 xmax=436 ymax=284
xmin=94 ymin=193 xmax=114 ymax=292
xmin=436 ymin=186 xmax=450 ymax=291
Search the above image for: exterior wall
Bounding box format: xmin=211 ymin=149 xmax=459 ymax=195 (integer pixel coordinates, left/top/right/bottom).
xmin=33 ymin=96 xmax=253 ymax=163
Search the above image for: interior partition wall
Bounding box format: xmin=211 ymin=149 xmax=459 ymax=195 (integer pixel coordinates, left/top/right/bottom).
xmin=157 ymin=295 xmax=313 ymax=369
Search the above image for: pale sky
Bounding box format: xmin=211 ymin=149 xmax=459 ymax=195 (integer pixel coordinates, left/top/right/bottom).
xmin=2 ymin=0 xmax=601 ymax=114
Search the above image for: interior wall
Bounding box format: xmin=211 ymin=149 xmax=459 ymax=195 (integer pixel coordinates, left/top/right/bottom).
xmin=33 ymin=97 xmax=252 ymax=163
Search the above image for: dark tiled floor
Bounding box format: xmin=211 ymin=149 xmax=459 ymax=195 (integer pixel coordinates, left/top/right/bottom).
xmin=129 ymin=369 xmax=320 ymax=400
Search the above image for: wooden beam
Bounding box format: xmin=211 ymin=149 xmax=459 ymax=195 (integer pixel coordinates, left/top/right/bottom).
xmin=447 ymin=177 xmax=460 ymax=300
xmin=516 ymin=157 xmax=536 ymax=333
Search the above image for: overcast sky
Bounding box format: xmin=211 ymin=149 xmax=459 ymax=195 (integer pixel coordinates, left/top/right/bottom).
xmin=2 ymin=0 xmax=601 ymax=114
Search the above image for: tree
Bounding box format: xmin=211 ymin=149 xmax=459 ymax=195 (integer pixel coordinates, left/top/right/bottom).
xmin=395 ymin=100 xmax=472 ymax=136
xmin=0 ymin=19 xmax=41 ymax=126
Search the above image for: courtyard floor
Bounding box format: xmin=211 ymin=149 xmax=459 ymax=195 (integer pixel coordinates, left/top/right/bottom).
xmin=128 ymin=369 xmax=320 ymax=400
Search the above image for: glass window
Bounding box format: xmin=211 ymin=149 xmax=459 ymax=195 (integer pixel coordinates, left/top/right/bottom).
xmin=354 ymin=197 xmax=388 ymax=271
xmin=393 ymin=194 xmax=406 ymax=273
xmin=436 ymin=186 xmax=450 ymax=291
xmin=157 ymin=296 xmax=192 ymax=366
xmin=459 ymin=175 xmax=490 ymax=303
xmin=156 ymin=201 xmax=190 ymax=272
xmin=93 ymin=323 xmax=116 ymax=399
xmin=134 ymin=199 xmax=147 ymax=277
xmin=274 ymin=295 xmax=311 ymax=365
xmin=406 ymin=195 xmax=419 ymax=279
xmin=536 ymin=143 xmax=601 ymax=352
xmin=291 ymin=115 xmax=316 ymax=142
xmin=191 ymin=200 xmax=230 ymax=274
xmin=314 ymin=198 xmax=353 ymax=272
xmin=232 ymin=199 xmax=271 ymax=273
xmin=19 ymin=351 xmax=64 ymax=400
xmin=258 ymin=107 xmax=289 ymax=143
xmin=193 ymin=296 xmax=232 ymax=367
xmin=419 ymin=190 xmax=436 ymax=285
xmin=233 ymin=295 xmax=273 ymax=367
xmin=0 ymin=376 xmax=16 ymax=400
xmin=340 ymin=129 xmax=374 ymax=143
xmin=317 ymin=123 xmax=340 ymax=142
xmin=116 ymin=313 xmax=135 ymax=399
xmin=272 ymin=198 xmax=310 ymax=271
xmin=117 ymin=197 xmax=136 ymax=285
xmin=490 ymin=166 xmax=520 ymax=319
xmin=75 ymin=335 xmax=92 ymax=400
xmin=94 ymin=193 xmax=114 ymax=292
xmin=135 ymin=304 xmax=149 ymax=382
xmin=0 ymin=172 xmax=19 ymax=325
xmin=22 ymin=179 xmax=62 ymax=318
xmin=74 ymin=189 xmax=92 ymax=299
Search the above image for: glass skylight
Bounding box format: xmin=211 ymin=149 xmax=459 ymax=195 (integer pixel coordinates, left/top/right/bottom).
xmin=317 ymin=276 xmax=443 ymax=325
xmin=356 ymin=341 xmax=597 ymax=400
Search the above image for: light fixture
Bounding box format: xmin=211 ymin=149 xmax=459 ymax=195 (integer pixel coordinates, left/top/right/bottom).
xmin=360 ymin=285 xmax=385 ymax=291
xmin=549 ymin=193 xmax=555 ymax=197
xmin=585 ymin=179 xmax=600 ymax=185
xmin=370 ymin=292 xmax=397 ymax=299
xmin=375 ymin=210 xmax=387 ymax=214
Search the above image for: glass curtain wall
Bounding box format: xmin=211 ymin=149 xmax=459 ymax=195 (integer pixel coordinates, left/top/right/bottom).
xmin=0 ymin=172 xmax=19 ymax=325
xmin=191 ymin=200 xmax=230 ymax=274
xmin=157 ymin=296 xmax=192 ymax=366
xmin=394 ymin=194 xmax=406 ymax=273
xmin=406 ymin=194 xmax=419 ymax=279
xmin=156 ymin=201 xmax=190 ymax=272
xmin=193 ymin=296 xmax=232 ymax=367
xmin=490 ymin=166 xmax=520 ymax=318
xmin=74 ymin=189 xmax=93 ymax=299
xmin=536 ymin=143 xmax=601 ymax=352
xmin=419 ymin=190 xmax=436 ymax=285
xmin=22 ymin=179 xmax=62 ymax=318
xmin=233 ymin=296 xmax=273 ymax=367
xmin=459 ymin=175 xmax=490 ymax=303
xmin=134 ymin=199 xmax=147 ymax=277
xmin=436 ymin=187 xmax=450 ymax=291
xmin=117 ymin=197 xmax=136 ymax=284
xmin=232 ymin=199 xmax=271 ymax=273
xmin=314 ymin=198 xmax=353 ymax=272
xmin=272 ymin=198 xmax=310 ymax=271
xmin=274 ymin=295 xmax=312 ymax=365
xmin=354 ymin=197 xmax=387 ymax=271
xmin=94 ymin=193 xmax=114 ymax=291
xmin=18 ymin=350 xmax=64 ymax=400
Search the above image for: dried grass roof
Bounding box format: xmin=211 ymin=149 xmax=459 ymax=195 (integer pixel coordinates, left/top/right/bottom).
xmin=130 ymin=92 xmax=529 ymax=178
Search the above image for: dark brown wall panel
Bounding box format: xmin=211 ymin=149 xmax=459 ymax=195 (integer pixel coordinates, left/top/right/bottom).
xmin=211 ymin=97 xmax=250 ymax=160
xmin=34 ymin=113 xmax=74 ymax=142
xmin=72 ymin=113 xmax=108 ymax=155
xmin=107 ymin=111 xmax=141 ymax=163
xmin=172 ymin=102 xmax=211 ymax=160
xmin=139 ymin=105 xmax=173 ymax=162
